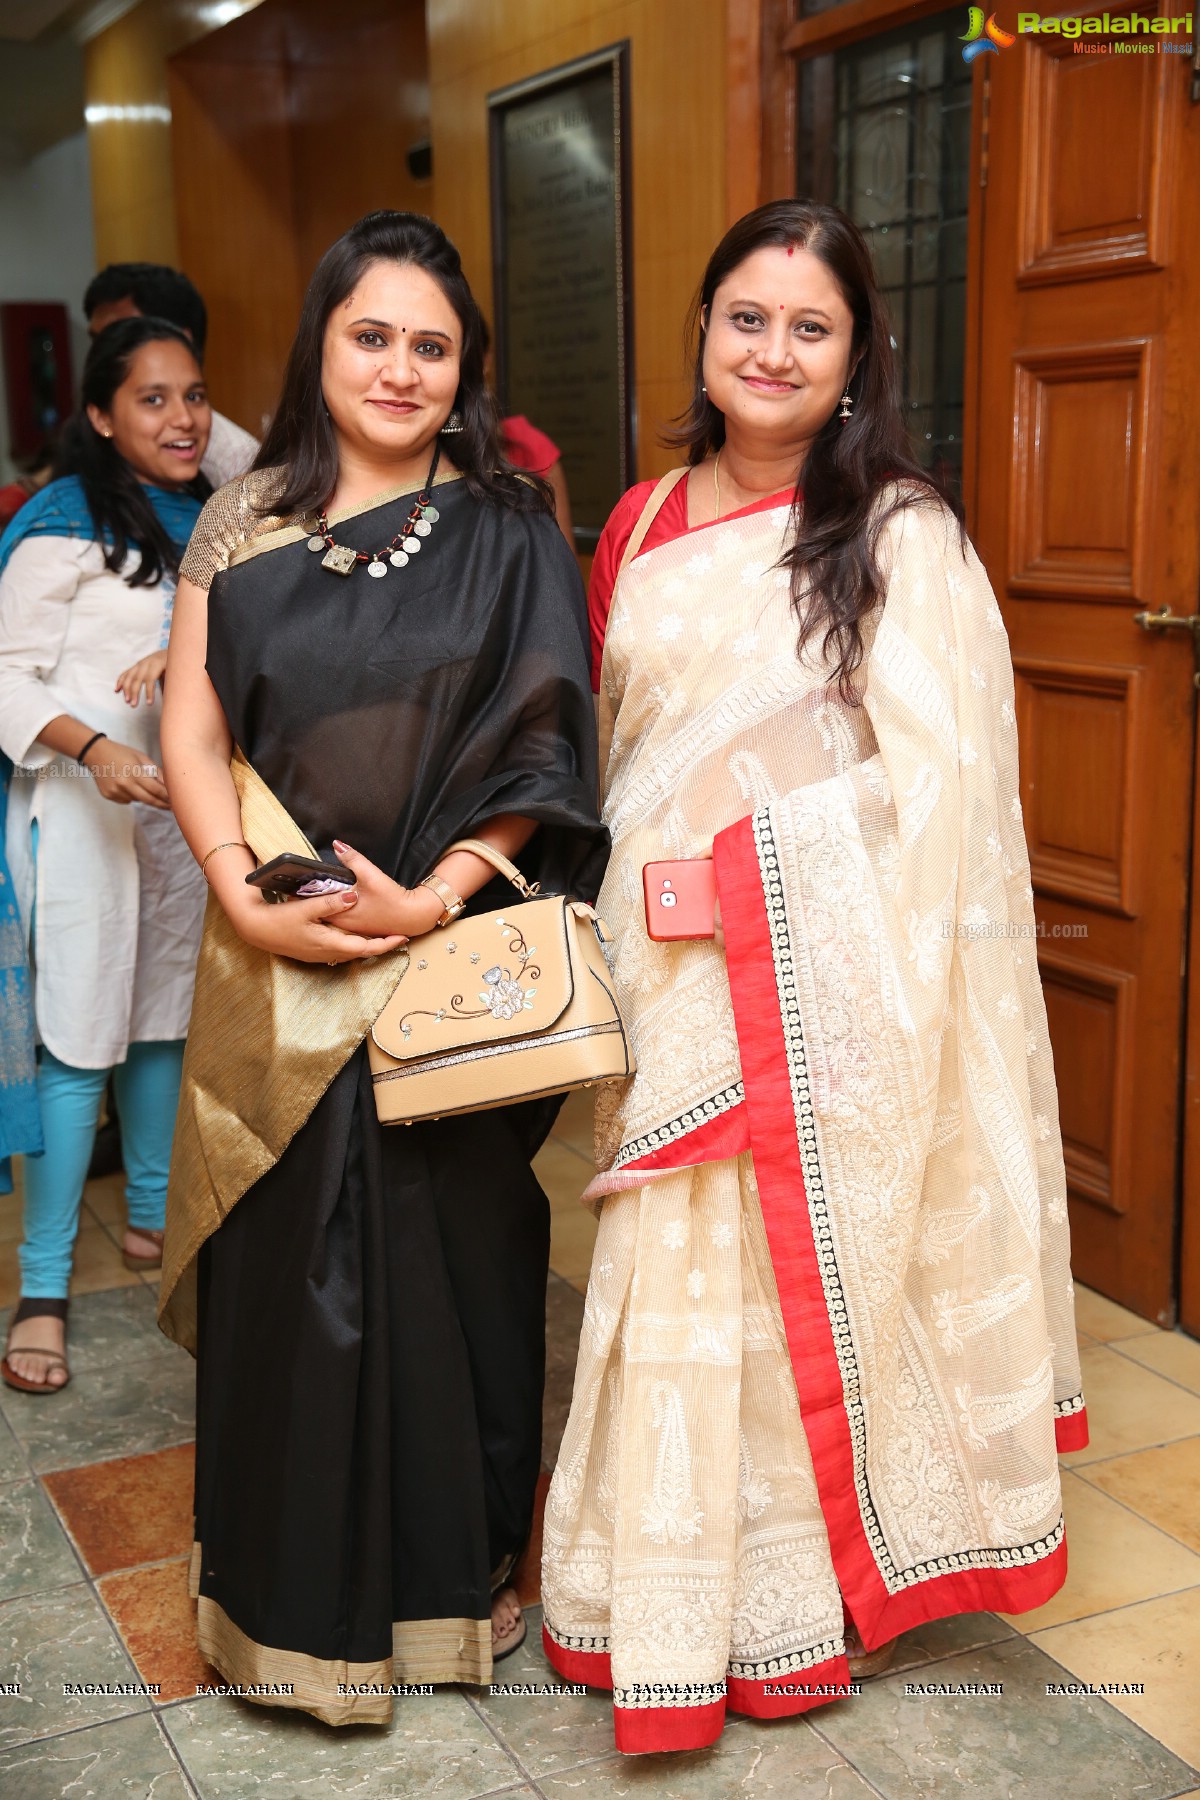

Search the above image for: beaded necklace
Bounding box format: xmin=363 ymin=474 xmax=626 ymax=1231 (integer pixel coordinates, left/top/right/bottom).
xmin=307 ymin=443 xmax=442 ymax=578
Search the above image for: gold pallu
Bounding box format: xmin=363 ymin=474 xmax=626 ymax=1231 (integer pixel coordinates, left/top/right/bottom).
xmin=158 ymin=751 xmax=409 ymax=1351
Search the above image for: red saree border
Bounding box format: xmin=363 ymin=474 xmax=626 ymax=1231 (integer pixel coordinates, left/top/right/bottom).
xmin=540 ymin=1627 xmax=857 ymax=1751
xmin=619 ymin=1097 xmax=751 ymax=1175
xmin=713 ymin=812 xmax=1074 ymax=1649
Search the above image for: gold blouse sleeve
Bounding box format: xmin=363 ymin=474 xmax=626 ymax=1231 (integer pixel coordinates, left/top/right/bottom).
xmin=179 ymin=469 xmax=288 ymax=591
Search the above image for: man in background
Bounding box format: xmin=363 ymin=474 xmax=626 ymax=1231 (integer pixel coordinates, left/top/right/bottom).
xmin=84 ymin=263 xmax=258 ymax=488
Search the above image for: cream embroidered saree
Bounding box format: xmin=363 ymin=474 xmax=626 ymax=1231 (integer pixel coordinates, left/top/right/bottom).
xmin=540 ymin=483 xmax=1087 ymax=1754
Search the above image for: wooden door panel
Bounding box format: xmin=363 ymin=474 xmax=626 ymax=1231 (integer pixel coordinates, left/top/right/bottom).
xmin=974 ymin=7 xmax=1200 ymax=1322
xmin=1018 ymin=25 xmax=1174 ymax=284
xmin=1040 ymin=952 xmax=1135 ymax=1223
xmin=1013 ymin=659 xmax=1139 ymax=915
xmin=1011 ymin=342 xmax=1152 ymax=598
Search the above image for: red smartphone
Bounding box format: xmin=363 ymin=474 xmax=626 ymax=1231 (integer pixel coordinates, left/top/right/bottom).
xmin=643 ymin=859 xmax=717 ymax=941
xmin=245 ymin=853 xmax=356 ymax=896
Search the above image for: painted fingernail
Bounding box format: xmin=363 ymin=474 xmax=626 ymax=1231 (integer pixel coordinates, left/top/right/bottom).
xmin=341 ymin=890 xmax=357 ymax=904
xmin=333 ymin=839 xmax=352 ymax=854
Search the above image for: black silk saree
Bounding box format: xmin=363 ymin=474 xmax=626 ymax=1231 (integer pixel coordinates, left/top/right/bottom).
xmin=165 ymin=471 xmax=607 ymax=1723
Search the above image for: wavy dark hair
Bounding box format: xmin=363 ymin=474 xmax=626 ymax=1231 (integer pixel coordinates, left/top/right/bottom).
xmin=670 ymin=200 xmax=965 ymax=698
xmin=54 ymin=316 xmax=211 ymax=590
xmin=255 ymin=210 xmax=551 ymax=519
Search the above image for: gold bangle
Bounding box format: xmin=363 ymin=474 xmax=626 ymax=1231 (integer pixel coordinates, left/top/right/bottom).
xmin=200 ymin=840 xmax=249 ymax=876
xmin=419 ymin=872 xmax=466 ymax=926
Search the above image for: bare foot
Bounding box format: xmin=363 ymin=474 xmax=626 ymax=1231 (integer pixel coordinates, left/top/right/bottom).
xmin=4 ymin=1315 xmax=69 ymax=1388
xmin=491 ymin=1585 xmax=523 ymax=1656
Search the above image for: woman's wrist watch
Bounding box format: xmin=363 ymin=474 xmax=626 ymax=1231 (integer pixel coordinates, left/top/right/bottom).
xmin=418 ymin=873 xmax=466 ymax=927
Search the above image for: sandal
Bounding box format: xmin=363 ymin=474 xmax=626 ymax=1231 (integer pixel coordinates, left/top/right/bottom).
xmin=2 ymin=1297 xmax=70 ymax=1395
xmin=843 ymin=1600 xmax=897 ymax=1679
xmin=490 ymin=1585 xmax=528 ymax=1663
xmin=122 ymin=1228 xmax=164 ymax=1272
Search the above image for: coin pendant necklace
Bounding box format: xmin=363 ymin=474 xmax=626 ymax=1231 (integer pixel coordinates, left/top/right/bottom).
xmin=307 ymin=441 xmax=442 ymax=577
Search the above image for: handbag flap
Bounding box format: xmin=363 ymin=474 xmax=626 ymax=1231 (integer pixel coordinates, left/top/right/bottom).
xmin=371 ymin=894 xmax=575 ymax=1060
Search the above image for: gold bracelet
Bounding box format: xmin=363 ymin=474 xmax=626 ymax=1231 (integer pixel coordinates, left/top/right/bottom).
xmin=418 ymin=872 xmax=466 ymax=926
xmin=200 ymin=840 xmax=249 ymax=877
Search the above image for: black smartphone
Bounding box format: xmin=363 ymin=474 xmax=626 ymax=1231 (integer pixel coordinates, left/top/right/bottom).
xmin=245 ymin=853 xmax=357 ymax=896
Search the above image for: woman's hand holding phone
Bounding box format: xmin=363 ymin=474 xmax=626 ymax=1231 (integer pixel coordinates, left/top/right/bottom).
xmin=321 ymin=840 xmax=443 ymax=939
xmin=230 ymin=883 xmax=407 ymax=966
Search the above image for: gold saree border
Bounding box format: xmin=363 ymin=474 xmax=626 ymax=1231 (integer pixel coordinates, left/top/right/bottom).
xmin=229 ymin=469 xmax=465 ymax=568
xmin=158 ymin=753 xmax=408 ymax=1352
xmin=196 ymin=1594 xmax=492 ymax=1726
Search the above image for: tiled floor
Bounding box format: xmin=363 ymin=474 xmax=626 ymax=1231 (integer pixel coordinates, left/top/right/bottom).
xmin=1 ymin=1089 xmax=1199 ymax=1799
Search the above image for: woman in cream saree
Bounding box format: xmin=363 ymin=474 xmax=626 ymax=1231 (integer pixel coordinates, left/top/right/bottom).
xmin=541 ymin=201 xmax=1087 ymax=1754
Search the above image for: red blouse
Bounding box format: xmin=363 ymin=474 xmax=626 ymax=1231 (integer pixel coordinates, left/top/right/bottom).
xmin=588 ymin=476 xmax=792 ymax=691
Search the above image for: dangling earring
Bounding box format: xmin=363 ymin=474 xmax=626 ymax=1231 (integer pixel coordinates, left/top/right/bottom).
xmin=441 ymin=408 xmax=464 ymax=435
xmin=839 ymin=389 xmax=853 ymax=423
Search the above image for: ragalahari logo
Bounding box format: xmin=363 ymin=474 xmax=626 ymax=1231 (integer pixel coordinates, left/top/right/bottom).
xmin=961 ymin=6 xmax=1018 ymax=58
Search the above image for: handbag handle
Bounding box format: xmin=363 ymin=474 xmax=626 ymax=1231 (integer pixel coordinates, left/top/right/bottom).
xmin=446 ymin=838 xmax=540 ymax=898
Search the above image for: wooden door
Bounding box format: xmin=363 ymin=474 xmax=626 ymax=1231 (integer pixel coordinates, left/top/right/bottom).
xmin=971 ymin=6 xmax=1200 ymax=1324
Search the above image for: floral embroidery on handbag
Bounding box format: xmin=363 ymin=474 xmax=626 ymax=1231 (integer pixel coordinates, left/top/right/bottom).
xmin=395 ymin=918 xmax=539 ymax=1037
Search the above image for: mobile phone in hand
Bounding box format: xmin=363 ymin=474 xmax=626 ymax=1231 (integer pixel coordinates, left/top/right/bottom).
xmin=245 ymin=853 xmax=357 ymax=897
xmin=643 ymin=859 xmax=717 ymax=941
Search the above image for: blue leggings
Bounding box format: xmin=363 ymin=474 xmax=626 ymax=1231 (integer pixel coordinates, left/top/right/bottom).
xmin=20 ymin=1042 xmax=185 ymax=1299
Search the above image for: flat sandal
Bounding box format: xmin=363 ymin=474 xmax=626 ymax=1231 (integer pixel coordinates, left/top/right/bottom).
xmin=2 ymin=1298 xmax=70 ymax=1395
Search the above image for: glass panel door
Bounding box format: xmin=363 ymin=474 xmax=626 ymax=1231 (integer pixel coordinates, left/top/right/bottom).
xmin=797 ymin=11 xmax=972 ymax=494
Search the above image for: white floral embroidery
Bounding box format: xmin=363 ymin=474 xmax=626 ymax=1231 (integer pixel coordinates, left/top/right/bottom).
xmin=986 ymin=832 xmax=1002 ymax=859
xmin=963 ymin=902 xmax=990 ymax=931
xmin=639 ymin=1382 xmax=703 ymax=1544
xmin=970 ymin=665 xmax=988 ymax=691
xmin=737 ymin=1430 xmax=773 ymax=1520
xmin=1001 ymin=701 xmax=1016 ymax=727
xmin=959 ymin=738 xmax=979 ymax=766
xmin=997 ymin=992 xmax=1019 ymax=1018
xmin=740 ymin=560 xmax=769 ymax=586
xmin=931 ymin=1275 xmax=1032 ymax=1353
xmin=685 ymin=552 xmax=714 ymax=577
xmin=710 ymin=1221 xmax=734 ymax=1249
xmin=1010 ymin=795 xmax=1023 ymax=821
xmin=732 ymin=631 xmax=760 ymax=660
xmin=598 ymin=1254 xmax=614 ymax=1280
xmin=686 ymin=1269 xmax=707 ymax=1300
xmin=905 ymin=908 xmax=946 ymax=985
xmin=1034 ymin=1113 xmax=1051 ymax=1141
xmin=661 ymin=1220 xmax=687 ymax=1252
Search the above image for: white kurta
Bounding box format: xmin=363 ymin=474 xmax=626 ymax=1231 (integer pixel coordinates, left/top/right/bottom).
xmin=0 ymin=535 xmax=206 ymax=1069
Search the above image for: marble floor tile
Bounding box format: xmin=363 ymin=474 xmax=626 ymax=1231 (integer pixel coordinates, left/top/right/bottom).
xmin=0 ymin=1710 xmax=190 ymax=1799
xmin=67 ymin=1225 xmax=145 ymax=1298
xmin=811 ymin=1631 xmax=1196 ymax=1800
xmin=98 ymin=1557 xmax=216 ymax=1704
xmin=1077 ymin=1437 xmax=1200 ymax=1554
xmin=1071 ymin=1286 xmax=1162 ymax=1343
xmin=0 ymin=1480 xmax=80 ymax=1602
xmin=535 ymin=1723 xmax=878 ymax=1799
xmin=535 ymin=1140 xmax=593 ymax=1211
xmin=996 ymin=1471 xmax=1200 ymax=1630
xmin=0 ymin=1410 xmax=28 ymax=1486
xmin=1061 ymin=1345 xmax=1200 ymax=1467
xmin=551 ymin=1089 xmax=596 ymax=1159
xmin=1113 ymin=1330 xmax=1200 ymax=1398
xmin=1 ymin=1352 xmax=195 ymax=1475
xmin=43 ymin=1442 xmax=194 ymax=1577
xmin=0 ymin=1189 xmax=23 ymax=1245
xmin=0 ymin=1583 xmax=147 ymax=1750
xmin=511 ymin=1473 xmax=549 ymax=1608
xmin=80 ymin=1173 xmax=125 ymax=1227
xmin=1030 ymin=1586 xmax=1200 ymax=1770
xmin=163 ymin=1688 xmax=524 ymax=1799
xmin=548 ymin=1205 xmax=598 ymax=1293
xmin=884 ymin=1609 xmax=1015 ymax=1676
xmin=470 ymin=1601 xmax=617 ymax=1776
xmin=0 ymin=1240 xmax=22 ymax=1309
xmin=544 ymin=1274 xmax=584 ymax=1471
xmin=0 ymin=1285 xmax=170 ymax=1381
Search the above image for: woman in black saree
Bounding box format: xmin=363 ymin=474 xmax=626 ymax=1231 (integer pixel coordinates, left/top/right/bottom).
xmin=159 ymin=211 xmax=606 ymax=1725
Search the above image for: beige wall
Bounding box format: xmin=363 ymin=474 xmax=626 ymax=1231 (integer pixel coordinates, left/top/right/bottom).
xmin=85 ymin=0 xmax=729 ymax=469
xmin=428 ymin=0 xmax=728 ymax=481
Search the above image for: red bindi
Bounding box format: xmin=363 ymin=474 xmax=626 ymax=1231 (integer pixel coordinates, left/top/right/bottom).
xmin=787 ymin=245 xmax=795 ymax=256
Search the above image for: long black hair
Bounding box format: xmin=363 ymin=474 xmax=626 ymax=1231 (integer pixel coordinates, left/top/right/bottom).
xmin=255 ymin=210 xmax=550 ymax=520
xmin=670 ymin=200 xmax=964 ymax=698
xmin=54 ymin=316 xmax=210 ymax=589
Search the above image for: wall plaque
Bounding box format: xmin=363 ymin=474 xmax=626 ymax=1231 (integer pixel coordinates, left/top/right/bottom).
xmin=489 ymin=44 xmax=633 ymax=547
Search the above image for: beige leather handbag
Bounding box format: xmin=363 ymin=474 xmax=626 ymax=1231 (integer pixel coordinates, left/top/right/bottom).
xmin=368 ymin=838 xmax=632 ymax=1124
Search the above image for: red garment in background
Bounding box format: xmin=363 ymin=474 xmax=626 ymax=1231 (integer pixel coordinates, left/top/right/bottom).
xmin=501 ymin=415 xmax=560 ymax=476
xmin=0 ymin=483 xmax=33 ymax=531
xmin=587 ymin=476 xmax=792 ymax=691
